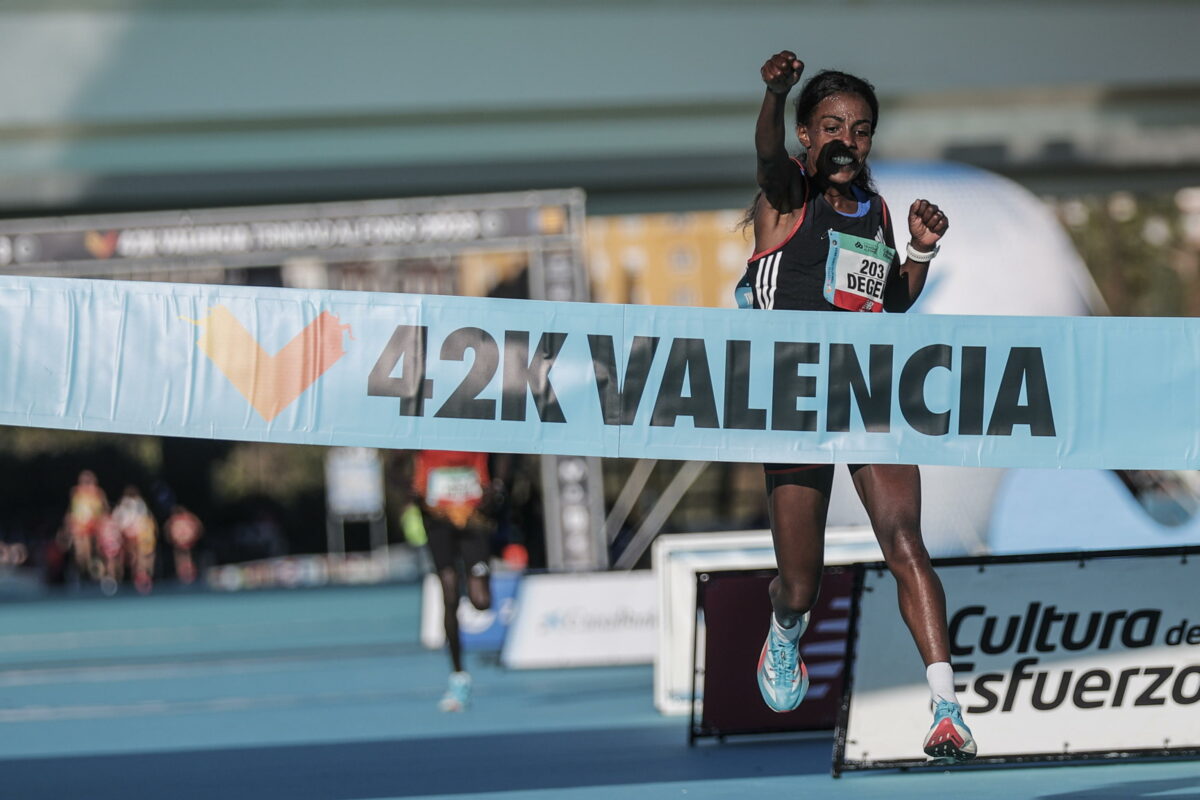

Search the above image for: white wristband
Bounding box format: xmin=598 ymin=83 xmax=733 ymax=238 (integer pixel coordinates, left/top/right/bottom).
xmin=906 ymin=242 xmax=939 ymax=263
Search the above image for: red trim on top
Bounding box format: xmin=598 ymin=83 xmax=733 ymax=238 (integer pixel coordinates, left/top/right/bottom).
xmin=879 ymin=196 xmax=901 ymax=253
xmin=747 ymin=158 xmax=810 ymax=263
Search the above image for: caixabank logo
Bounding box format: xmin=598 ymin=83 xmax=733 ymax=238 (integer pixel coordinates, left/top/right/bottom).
xmin=189 ymin=306 xmax=352 ymax=422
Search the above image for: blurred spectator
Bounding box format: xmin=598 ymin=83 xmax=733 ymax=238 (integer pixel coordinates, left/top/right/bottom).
xmin=235 ymin=508 xmax=287 ymax=560
xmin=95 ymin=513 xmax=124 ymax=595
xmin=113 ymin=486 xmax=157 ymax=594
xmin=44 ymin=522 xmax=71 ymax=585
xmin=149 ymin=480 xmax=178 ymax=519
xmin=65 ymin=470 xmax=108 ymax=579
xmin=165 ymin=505 xmax=204 ymax=584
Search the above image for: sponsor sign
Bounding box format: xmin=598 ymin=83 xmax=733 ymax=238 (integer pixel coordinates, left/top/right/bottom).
xmin=325 ymin=447 xmax=385 ymax=518
xmin=692 ymin=567 xmax=855 ymax=741
xmin=653 ymin=529 xmax=881 ymax=716
xmin=420 ymin=571 xmax=521 ymax=652
xmin=836 ymin=548 xmax=1200 ymax=771
xmin=205 ymin=550 xmax=419 ymax=591
xmin=501 ymin=571 xmax=656 ymax=668
xmin=0 ymin=192 xmax=581 ymax=274
xmin=653 ymin=531 xmax=777 ymax=715
xmin=0 ymin=276 xmax=1197 ymax=468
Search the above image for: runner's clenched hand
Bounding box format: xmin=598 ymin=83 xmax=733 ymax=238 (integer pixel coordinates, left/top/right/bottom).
xmin=908 ymin=199 xmax=949 ymax=251
xmin=761 ymin=51 xmax=804 ymax=95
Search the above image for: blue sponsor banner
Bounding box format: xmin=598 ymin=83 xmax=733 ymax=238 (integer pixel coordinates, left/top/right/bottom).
xmin=0 ymin=275 xmax=1196 ymax=469
xmin=461 ymin=571 xmax=520 ymax=652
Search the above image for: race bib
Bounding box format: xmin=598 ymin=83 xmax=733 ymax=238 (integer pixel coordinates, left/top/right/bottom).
xmin=823 ymin=230 xmax=896 ymax=313
xmin=426 ymin=466 xmax=483 ymax=506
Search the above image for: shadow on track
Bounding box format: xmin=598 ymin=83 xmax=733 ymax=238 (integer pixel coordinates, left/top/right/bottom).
xmin=1 ymin=726 xmax=832 ymax=799
xmin=1040 ymin=775 xmax=1200 ymax=800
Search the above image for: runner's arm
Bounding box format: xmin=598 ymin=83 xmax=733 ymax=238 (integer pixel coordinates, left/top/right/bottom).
xmin=885 ymin=199 xmax=945 ymax=312
xmin=756 ymin=51 xmax=805 ymax=214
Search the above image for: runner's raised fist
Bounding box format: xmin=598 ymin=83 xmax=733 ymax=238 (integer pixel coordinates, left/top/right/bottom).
xmin=761 ymin=51 xmax=804 ymax=95
xmin=908 ymin=199 xmax=949 ymax=250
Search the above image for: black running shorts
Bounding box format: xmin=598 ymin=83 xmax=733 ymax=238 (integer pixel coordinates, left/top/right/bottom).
xmin=763 ymin=463 xmax=866 ymax=494
xmin=425 ymin=514 xmax=491 ymax=575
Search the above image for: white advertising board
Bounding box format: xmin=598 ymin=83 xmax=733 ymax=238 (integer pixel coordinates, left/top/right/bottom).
xmin=652 ymin=530 xmax=775 ymax=715
xmin=501 ymin=571 xmax=657 ymax=668
xmin=652 ymin=527 xmax=882 ymax=715
xmin=324 ymin=447 xmax=385 ymax=517
xmin=838 ymin=549 xmax=1200 ymax=770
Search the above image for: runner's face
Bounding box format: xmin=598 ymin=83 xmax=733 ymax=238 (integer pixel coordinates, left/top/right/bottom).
xmin=797 ymin=93 xmax=873 ymax=185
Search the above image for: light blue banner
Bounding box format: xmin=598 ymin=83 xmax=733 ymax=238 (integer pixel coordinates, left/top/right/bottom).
xmin=0 ymin=275 xmax=1196 ymax=469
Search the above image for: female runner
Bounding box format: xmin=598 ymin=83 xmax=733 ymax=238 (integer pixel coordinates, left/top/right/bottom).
xmin=745 ymin=50 xmax=975 ymax=763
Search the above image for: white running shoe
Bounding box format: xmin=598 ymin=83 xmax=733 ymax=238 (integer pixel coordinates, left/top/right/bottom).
xmin=756 ymin=613 xmax=809 ymax=713
xmin=438 ymin=671 xmax=472 ymax=713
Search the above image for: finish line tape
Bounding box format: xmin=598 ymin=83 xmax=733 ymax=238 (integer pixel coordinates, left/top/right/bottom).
xmin=0 ymin=275 xmax=1195 ymax=469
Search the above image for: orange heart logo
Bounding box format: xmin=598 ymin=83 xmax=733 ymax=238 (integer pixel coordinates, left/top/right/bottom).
xmin=84 ymin=230 xmax=120 ymax=259
xmin=189 ymin=306 xmax=352 ymax=422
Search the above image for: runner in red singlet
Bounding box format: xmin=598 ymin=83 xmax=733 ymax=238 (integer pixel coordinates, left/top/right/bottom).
xmin=412 ymin=450 xmax=496 ymax=712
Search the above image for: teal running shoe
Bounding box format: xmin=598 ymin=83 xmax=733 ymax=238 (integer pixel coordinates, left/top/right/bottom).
xmin=923 ymin=699 xmax=977 ymax=763
xmin=756 ymin=613 xmax=809 ymax=712
xmin=438 ymin=671 xmax=472 ymax=713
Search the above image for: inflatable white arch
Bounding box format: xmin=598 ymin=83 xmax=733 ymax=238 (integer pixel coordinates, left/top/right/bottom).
xmin=825 ymin=162 xmax=1198 ymax=556
xmin=873 ymin=161 xmax=1103 ymax=318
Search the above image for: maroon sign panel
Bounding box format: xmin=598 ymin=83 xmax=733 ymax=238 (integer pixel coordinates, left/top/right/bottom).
xmin=692 ymin=566 xmax=855 ymax=741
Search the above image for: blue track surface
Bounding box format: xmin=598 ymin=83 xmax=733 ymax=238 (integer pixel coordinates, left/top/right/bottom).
xmin=0 ymin=581 xmax=1196 ymax=799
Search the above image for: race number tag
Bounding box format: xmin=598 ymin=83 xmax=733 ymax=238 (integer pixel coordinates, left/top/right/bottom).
xmin=426 ymin=466 xmax=483 ymax=506
xmin=823 ymin=231 xmax=896 ymax=312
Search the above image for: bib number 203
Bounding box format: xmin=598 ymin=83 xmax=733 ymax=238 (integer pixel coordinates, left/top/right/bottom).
xmin=859 ymin=258 xmax=887 ymax=279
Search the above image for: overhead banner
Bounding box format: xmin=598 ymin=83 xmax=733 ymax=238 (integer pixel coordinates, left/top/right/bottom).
xmin=0 ymin=275 xmax=1198 ymax=469
xmin=0 ymin=190 xmax=584 ymax=275
xmin=836 ymin=548 xmax=1200 ymax=772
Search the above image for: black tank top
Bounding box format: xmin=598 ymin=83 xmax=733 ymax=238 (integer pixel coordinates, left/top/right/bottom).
xmin=742 ymin=174 xmax=897 ymax=312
